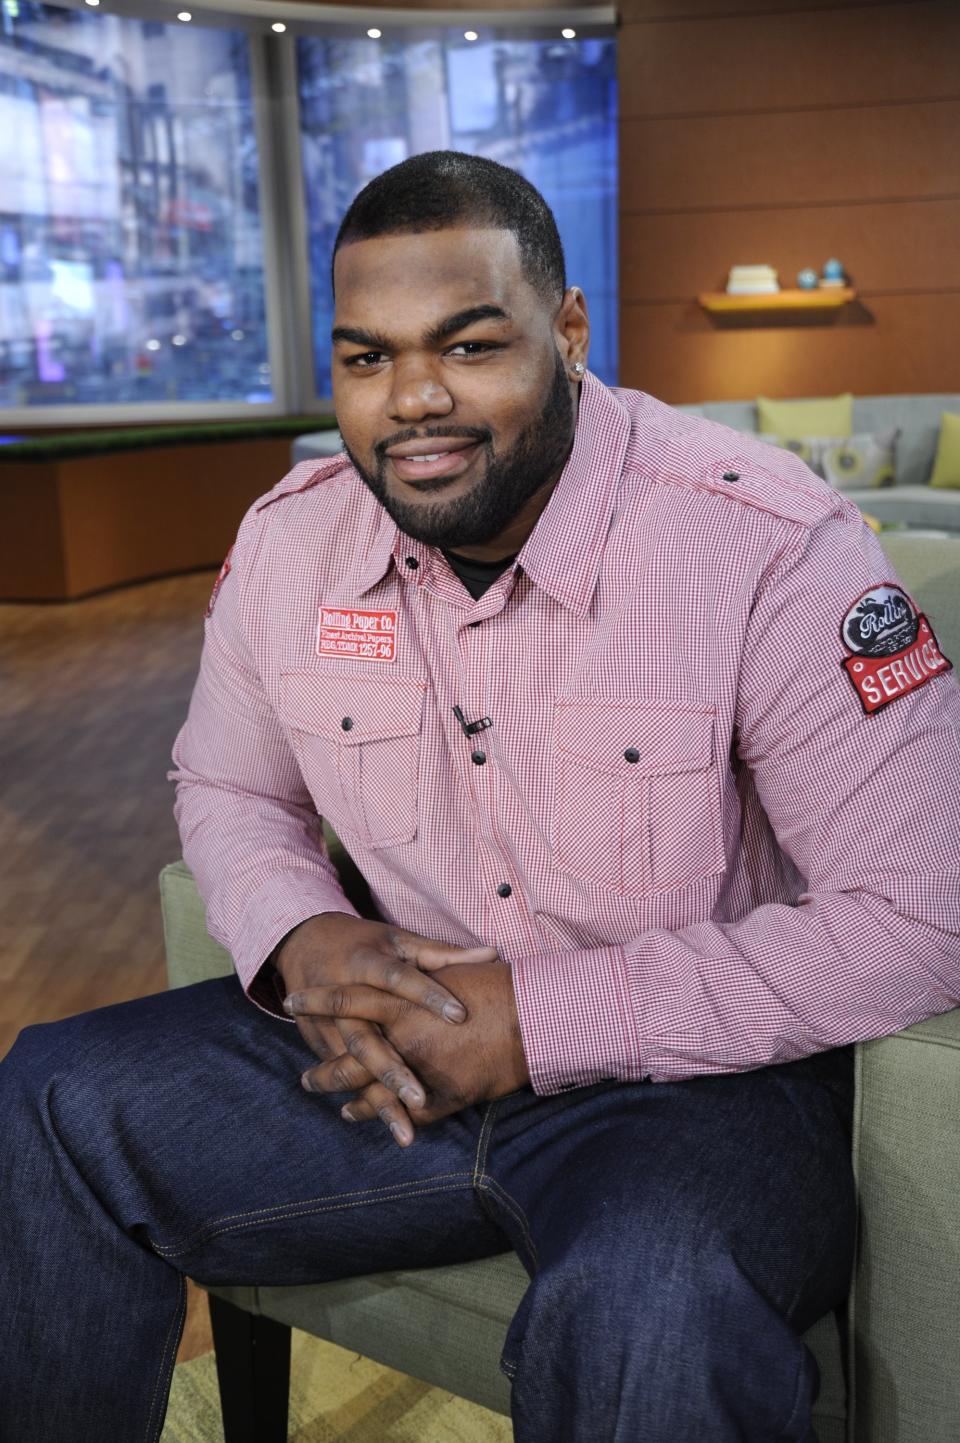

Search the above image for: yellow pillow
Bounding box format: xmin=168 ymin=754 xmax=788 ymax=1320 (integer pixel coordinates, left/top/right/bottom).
xmin=756 ymin=394 xmax=853 ymax=437
xmin=929 ymin=411 xmax=960 ymax=489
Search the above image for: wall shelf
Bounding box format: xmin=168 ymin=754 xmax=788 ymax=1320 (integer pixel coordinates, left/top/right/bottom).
xmin=698 ymin=287 xmax=856 ymax=314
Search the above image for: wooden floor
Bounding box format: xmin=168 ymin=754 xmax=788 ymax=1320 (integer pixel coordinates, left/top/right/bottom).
xmin=1 ymin=569 xmax=219 ymax=1361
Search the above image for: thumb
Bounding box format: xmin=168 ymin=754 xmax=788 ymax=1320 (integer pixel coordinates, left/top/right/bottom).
xmin=390 ymin=929 xmax=498 ymax=972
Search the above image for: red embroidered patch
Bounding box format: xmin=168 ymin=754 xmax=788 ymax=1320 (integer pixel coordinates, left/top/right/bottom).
xmin=205 ymin=546 xmax=233 ymax=618
xmin=840 ymin=584 xmax=952 ymax=713
xmin=317 ymin=606 xmax=397 ymax=663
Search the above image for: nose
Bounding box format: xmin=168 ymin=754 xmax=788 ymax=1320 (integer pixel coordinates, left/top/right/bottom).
xmin=387 ymin=360 xmax=454 ymax=424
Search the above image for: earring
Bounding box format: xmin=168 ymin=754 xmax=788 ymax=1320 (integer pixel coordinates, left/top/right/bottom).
xmin=572 ymin=362 xmax=585 ymax=378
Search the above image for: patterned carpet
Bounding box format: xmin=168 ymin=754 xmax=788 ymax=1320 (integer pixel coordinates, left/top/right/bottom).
xmin=162 ymin=1333 xmax=513 ymax=1442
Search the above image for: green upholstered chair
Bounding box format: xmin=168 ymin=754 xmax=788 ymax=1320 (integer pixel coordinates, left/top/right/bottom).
xmin=160 ymin=533 xmax=960 ymax=1443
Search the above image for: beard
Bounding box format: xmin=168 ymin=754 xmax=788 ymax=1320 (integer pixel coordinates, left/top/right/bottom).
xmin=342 ymin=351 xmax=575 ymax=549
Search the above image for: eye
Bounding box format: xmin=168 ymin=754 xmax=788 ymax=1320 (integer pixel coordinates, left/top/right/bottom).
xmin=343 ymin=351 xmax=387 ymax=369
xmin=446 ymin=341 xmax=503 ymax=358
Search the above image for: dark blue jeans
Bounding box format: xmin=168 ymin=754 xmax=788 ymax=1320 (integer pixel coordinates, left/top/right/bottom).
xmin=0 ymin=977 xmax=856 ymax=1442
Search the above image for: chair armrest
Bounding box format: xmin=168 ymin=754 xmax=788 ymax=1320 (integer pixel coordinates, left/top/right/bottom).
xmin=159 ymin=860 xmax=234 ymax=988
xmin=849 ymin=1009 xmax=960 ymax=1441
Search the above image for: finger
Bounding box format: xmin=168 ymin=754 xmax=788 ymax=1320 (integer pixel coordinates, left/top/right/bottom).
xmin=294 ymin=1015 xmax=376 ymax=1087
xmin=390 ymin=928 xmax=498 ymax=973
xmin=341 ymin=1082 xmax=415 ymax=1146
xmin=337 ymin=946 xmax=470 ymax=1021
xmin=284 ymin=984 xmax=406 ymax=1025
xmin=301 ymin=1020 xmax=427 ymax=1112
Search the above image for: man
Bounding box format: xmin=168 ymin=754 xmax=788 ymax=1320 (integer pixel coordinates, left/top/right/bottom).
xmin=2 ymin=151 xmax=959 ymax=1442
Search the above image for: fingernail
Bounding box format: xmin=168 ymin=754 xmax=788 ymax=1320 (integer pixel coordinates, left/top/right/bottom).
xmin=341 ymin=1105 xmax=357 ymax=1122
xmin=300 ymin=1073 xmax=314 ymax=1092
xmin=443 ymin=1002 xmax=467 ymax=1022
xmin=399 ymin=1085 xmax=424 ymax=1108
xmin=390 ymin=1122 xmax=411 ymax=1145
xmin=282 ymin=995 xmax=298 ymax=1014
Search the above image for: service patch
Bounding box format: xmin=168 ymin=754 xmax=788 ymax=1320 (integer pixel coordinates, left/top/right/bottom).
xmin=205 ymin=546 xmax=233 ymax=618
xmin=840 ymin=583 xmax=952 ymax=713
xmin=317 ymin=606 xmax=397 ymax=663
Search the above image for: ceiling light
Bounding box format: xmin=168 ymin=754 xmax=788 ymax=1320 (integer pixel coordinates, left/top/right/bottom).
xmin=561 ymin=27 xmax=576 ymax=38
xmin=171 ymin=334 xmax=187 ymax=346
xmin=83 ymin=0 xmax=100 ymax=8
xmin=145 ymin=338 xmax=161 ymax=352
xmin=271 ymin=21 xmax=286 ymax=33
xmin=177 ymin=10 xmax=191 ymax=19
xmin=464 ymin=30 xmax=478 ymax=41
xmin=366 ymin=27 xmax=381 ymax=39
xmin=230 ymin=329 xmax=245 ymax=341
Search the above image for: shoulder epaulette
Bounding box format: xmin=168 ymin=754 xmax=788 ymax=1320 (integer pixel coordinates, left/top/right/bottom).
xmin=255 ymin=453 xmax=350 ymax=513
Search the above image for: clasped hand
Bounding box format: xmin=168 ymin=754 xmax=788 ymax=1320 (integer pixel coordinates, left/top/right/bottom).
xmin=275 ymin=914 xmax=529 ymax=1146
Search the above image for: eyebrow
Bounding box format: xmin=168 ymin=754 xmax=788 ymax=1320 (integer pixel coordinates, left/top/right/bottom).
xmin=331 ymin=304 xmax=512 ymax=353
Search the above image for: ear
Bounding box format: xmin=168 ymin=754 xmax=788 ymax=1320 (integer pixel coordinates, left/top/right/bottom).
xmin=554 ymin=287 xmax=590 ymax=379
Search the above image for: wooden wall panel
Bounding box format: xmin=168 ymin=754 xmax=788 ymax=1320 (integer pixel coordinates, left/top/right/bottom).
xmin=619 ymin=197 xmax=960 ymax=302
xmin=620 ymin=293 xmax=960 ymax=403
xmin=619 ymin=0 xmax=923 ymax=20
xmin=619 ymin=3 xmax=960 ymax=118
xmin=621 ymin=101 xmax=960 ymax=213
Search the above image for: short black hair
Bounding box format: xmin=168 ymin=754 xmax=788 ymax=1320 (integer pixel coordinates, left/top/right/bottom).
xmin=332 ymin=150 xmax=566 ymax=305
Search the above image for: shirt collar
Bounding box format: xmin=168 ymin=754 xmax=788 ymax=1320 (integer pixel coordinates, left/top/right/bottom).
xmin=517 ymin=371 xmax=632 ymax=617
xmin=334 ymin=370 xmax=632 ymax=613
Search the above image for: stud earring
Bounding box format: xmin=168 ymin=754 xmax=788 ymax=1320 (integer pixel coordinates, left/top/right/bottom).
xmin=572 ymin=362 xmax=585 ymax=377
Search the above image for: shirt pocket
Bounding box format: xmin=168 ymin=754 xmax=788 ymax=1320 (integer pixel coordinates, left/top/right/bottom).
xmin=279 ymin=670 xmax=426 ymax=849
xmin=552 ymin=699 xmax=725 ymax=896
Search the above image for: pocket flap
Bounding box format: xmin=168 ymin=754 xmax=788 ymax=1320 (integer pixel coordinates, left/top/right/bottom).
xmin=554 ymin=699 xmax=715 ymax=775
xmin=280 ymin=670 xmax=426 ymax=744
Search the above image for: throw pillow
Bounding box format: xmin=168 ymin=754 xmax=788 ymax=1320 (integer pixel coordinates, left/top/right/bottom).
xmin=756 ymin=394 xmax=853 ymax=437
xmin=929 ymin=411 xmax=960 ymax=489
xmin=760 ymin=429 xmax=899 ymax=490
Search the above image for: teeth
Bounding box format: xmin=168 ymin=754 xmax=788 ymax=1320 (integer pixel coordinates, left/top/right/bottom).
xmin=407 ymin=453 xmax=444 ymax=462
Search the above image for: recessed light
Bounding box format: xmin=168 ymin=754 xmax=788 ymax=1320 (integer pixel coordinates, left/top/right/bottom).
xmin=366 ymin=27 xmax=381 ymax=39
xmin=83 ymin=0 xmax=100 ymax=8
xmin=171 ymin=334 xmax=187 ymax=346
xmin=271 ymin=21 xmax=286 ymax=33
xmin=145 ymin=338 xmax=161 ymax=352
xmin=231 ymin=329 xmax=245 ymax=341
xmin=561 ymin=27 xmax=576 ymax=39
xmin=464 ymin=30 xmax=478 ymax=41
xmin=177 ymin=10 xmax=191 ymax=20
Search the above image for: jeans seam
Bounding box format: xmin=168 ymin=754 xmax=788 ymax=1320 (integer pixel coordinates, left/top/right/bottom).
xmin=148 ymin=1169 xmax=475 ymax=1256
xmin=472 ymin=1100 xmax=500 ymax=1186
xmin=477 ymin=1175 xmax=540 ymax=1272
xmin=150 ymin=1178 xmax=474 ymax=1259
xmin=144 ymin=1273 xmax=186 ymax=1443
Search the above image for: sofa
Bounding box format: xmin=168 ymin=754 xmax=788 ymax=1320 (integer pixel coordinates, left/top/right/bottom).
xmin=290 ymin=395 xmax=960 ymax=532
xmin=161 ymin=528 xmax=960 ymax=1443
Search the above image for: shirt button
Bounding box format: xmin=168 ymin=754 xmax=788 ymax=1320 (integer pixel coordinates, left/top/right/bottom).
xmin=624 ymin=747 xmax=640 ymax=763
xmin=404 ymin=555 xmax=419 ymax=570
xmin=496 ymin=882 xmax=512 ymax=898
xmin=341 ymin=717 xmax=353 ymax=731
xmin=722 ymin=471 xmax=740 ymax=483
xmin=471 ymin=750 xmax=486 ymax=765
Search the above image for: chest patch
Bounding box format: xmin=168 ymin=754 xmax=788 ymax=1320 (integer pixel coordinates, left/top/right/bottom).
xmin=317 ymin=606 xmax=397 ymax=663
xmin=840 ymin=584 xmax=951 ymax=713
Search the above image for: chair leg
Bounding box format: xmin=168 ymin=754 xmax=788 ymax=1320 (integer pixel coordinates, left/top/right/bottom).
xmin=208 ymin=1292 xmax=291 ymax=1443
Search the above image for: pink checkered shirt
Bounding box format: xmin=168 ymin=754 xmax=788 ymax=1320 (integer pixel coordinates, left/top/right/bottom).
xmin=171 ymin=374 xmax=960 ymax=1093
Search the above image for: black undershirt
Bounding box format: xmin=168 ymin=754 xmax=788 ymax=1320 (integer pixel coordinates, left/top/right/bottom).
xmin=442 ymin=548 xmax=518 ymax=601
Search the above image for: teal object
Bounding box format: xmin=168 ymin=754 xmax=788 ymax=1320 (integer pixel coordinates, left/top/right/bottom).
xmin=823 ymin=258 xmax=845 ymax=281
xmin=797 ymin=268 xmax=819 ymax=290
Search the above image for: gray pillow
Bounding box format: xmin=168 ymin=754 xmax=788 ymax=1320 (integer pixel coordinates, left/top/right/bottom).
xmin=760 ymin=429 xmax=900 ymax=490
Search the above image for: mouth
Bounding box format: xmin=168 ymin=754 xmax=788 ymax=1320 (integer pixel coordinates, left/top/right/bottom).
xmin=384 ymin=438 xmax=484 ymax=486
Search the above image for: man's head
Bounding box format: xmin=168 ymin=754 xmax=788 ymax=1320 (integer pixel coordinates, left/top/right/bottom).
xmin=330 ymin=151 xmax=590 ymax=558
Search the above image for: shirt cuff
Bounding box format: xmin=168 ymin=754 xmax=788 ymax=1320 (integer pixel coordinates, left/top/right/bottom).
xmin=510 ymin=944 xmax=643 ymax=1095
xmin=232 ymin=871 xmax=361 ymax=1017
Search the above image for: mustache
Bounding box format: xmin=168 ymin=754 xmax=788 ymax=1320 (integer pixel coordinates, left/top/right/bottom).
xmin=374 ymin=425 xmax=492 ymax=461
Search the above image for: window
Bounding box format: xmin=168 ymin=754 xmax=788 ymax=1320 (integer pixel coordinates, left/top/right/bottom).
xmin=296 ymin=30 xmax=618 ymax=398
xmin=0 ymin=3 xmax=270 ymax=409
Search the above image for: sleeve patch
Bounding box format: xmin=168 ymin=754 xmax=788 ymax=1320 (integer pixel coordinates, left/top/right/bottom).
xmin=840 ymin=583 xmax=952 ymax=713
xmin=205 ymin=545 xmax=234 ymax=618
